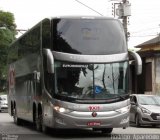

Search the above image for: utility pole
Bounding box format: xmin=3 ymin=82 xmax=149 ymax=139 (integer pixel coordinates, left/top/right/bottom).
xmin=111 ymin=0 xmax=131 ymax=42
xmin=122 ymin=0 xmax=131 ymax=42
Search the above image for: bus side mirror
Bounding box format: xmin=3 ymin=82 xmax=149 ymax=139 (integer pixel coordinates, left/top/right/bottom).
xmin=43 ymin=49 xmax=54 ymax=74
xmin=129 ymin=51 xmax=142 ymax=75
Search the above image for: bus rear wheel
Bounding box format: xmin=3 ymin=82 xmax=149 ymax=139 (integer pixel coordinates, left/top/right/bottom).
xmin=13 ymin=108 xmax=21 ymax=125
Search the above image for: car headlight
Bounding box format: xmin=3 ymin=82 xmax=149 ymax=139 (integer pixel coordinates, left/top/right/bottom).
xmin=140 ymin=107 xmax=151 ymax=115
xmin=116 ymin=105 xmax=130 ymax=114
xmin=53 ymin=106 xmax=71 ymax=113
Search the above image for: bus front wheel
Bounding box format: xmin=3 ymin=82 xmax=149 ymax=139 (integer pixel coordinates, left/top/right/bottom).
xmin=36 ymin=113 xmax=42 ymax=131
xmin=93 ymin=128 xmax=113 ymax=134
xmin=135 ymin=114 xmax=140 ymax=127
xmin=101 ymin=128 xmax=113 ymax=134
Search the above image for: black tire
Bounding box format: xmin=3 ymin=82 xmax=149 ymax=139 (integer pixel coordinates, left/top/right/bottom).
xmin=135 ymin=114 xmax=140 ymax=127
xmin=13 ymin=108 xmax=21 ymax=125
xmin=152 ymin=124 xmax=157 ymax=128
xmin=41 ymin=114 xmax=49 ymax=134
xmin=36 ymin=113 xmax=42 ymax=131
xmin=42 ymin=124 xmax=49 ymax=134
xmin=101 ymin=128 xmax=113 ymax=134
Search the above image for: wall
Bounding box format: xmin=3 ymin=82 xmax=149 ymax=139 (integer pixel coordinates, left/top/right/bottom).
xmin=155 ymin=57 xmax=160 ymax=95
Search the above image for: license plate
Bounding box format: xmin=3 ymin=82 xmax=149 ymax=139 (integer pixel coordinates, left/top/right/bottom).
xmin=157 ymin=116 xmax=160 ymax=120
xmin=87 ymin=122 xmax=101 ymax=126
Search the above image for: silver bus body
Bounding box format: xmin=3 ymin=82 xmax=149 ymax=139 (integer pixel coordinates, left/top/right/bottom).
xmin=7 ymin=17 xmax=142 ymax=133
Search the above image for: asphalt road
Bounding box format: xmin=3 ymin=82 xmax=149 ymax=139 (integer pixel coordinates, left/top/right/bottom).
xmin=0 ymin=112 xmax=160 ymax=140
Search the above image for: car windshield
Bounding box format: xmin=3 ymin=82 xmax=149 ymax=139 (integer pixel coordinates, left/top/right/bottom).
xmin=138 ymin=96 xmax=160 ymax=106
xmin=54 ymin=61 xmax=129 ymax=101
xmin=155 ymin=96 xmax=160 ymax=104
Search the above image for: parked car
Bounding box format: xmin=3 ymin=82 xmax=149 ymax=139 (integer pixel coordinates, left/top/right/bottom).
xmin=0 ymin=94 xmax=8 ymax=112
xmin=130 ymin=94 xmax=160 ymax=127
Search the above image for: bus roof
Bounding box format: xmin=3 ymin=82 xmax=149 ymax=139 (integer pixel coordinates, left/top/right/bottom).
xmin=10 ymin=16 xmax=117 ymax=47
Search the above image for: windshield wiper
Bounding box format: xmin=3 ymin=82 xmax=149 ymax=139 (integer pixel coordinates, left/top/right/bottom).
xmin=140 ymin=103 xmax=160 ymax=106
xmin=115 ymin=94 xmax=129 ymax=100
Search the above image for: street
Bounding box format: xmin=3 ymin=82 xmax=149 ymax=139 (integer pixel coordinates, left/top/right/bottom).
xmin=0 ymin=113 xmax=160 ymax=140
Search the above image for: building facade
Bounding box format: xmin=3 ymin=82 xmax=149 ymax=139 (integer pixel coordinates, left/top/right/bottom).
xmin=132 ymin=36 xmax=160 ymax=96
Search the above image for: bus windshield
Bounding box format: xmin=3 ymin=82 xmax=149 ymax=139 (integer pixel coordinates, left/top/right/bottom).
xmin=52 ymin=18 xmax=127 ymax=55
xmin=54 ymin=61 xmax=129 ymax=101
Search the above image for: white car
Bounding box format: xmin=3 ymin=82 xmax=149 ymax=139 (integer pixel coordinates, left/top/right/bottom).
xmin=0 ymin=95 xmax=8 ymax=112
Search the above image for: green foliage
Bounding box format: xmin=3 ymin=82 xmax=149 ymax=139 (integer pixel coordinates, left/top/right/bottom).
xmin=0 ymin=10 xmax=16 ymax=45
xmin=0 ymin=10 xmax=16 ymax=32
xmin=0 ymin=10 xmax=17 ymax=91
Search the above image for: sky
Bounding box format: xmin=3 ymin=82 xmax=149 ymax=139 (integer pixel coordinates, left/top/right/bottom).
xmin=0 ymin=0 xmax=160 ymax=48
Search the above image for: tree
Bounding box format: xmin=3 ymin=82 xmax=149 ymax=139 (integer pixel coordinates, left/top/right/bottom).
xmin=0 ymin=10 xmax=17 ymax=91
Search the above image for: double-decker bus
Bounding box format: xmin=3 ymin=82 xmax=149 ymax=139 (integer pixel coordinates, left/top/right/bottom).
xmin=7 ymin=17 xmax=142 ymax=134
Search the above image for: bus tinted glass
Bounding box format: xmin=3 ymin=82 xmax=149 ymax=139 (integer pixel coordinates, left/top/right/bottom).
xmin=52 ymin=18 xmax=127 ymax=55
xmin=54 ymin=61 xmax=129 ymax=101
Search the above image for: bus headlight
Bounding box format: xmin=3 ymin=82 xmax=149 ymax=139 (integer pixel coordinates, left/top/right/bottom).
xmin=116 ymin=105 xmax=130 ymax=114
xmin=54 ymin=106 xmax=70 ymax=113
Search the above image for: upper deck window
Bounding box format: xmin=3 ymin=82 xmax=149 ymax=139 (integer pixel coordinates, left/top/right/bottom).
xmin=52 ymin=18 xmax=127 ymax=55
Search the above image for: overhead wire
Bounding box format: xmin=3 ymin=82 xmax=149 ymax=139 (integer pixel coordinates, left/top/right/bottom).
xmin=73 ymin=0 xmax=160 ymax=39
xmin=131 ymin=27 xmax=160 ymax=34
xmin=74 ymin=0 xmax=104 ymax=16
xmin=130 ymin=35 xmax=157 ymax=37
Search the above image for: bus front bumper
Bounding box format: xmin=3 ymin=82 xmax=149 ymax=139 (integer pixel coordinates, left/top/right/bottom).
xmin=53 ymin=110 xmax=129 ymax=129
